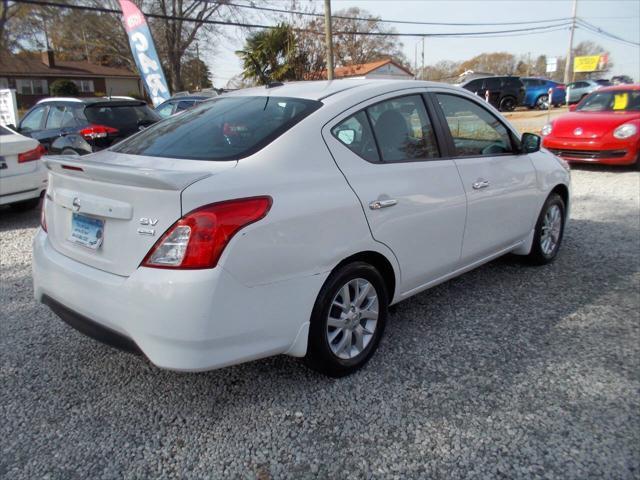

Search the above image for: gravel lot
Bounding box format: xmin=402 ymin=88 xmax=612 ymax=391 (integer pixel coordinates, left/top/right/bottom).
xmin=1 ymin=166 xmax=639 ymax=479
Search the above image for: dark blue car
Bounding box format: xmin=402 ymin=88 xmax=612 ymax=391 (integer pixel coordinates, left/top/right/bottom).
xmin=521 ymin=77 xmax=566 ymax=109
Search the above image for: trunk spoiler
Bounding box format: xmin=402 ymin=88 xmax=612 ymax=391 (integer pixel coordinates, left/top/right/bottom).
xmin=43 ymin=155 xmax=213 ymax=191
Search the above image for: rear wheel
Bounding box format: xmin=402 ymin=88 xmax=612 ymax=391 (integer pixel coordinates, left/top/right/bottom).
xmin=535 ymin=94 xmax=549 ymax=110
xmin=304 ymin=262 xmax=388 ymax=377
xmin=526 ymin=193 xmax=566 ymax=265
xmin=499 ymin=96 xmax=517 ymax=112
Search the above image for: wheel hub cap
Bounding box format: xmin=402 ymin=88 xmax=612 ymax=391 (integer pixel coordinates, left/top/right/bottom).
xmin=326 ymin=278 xmax=379 ymax=360
xmin=540 ymin=204 xmax=562 ymax=256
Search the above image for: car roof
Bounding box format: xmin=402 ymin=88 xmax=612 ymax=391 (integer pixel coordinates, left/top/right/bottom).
xmin=36 ymin=97 xmax=144 ymax=105
xmin=223 ymin=79 xmax=457 ymax=101
xmin=164 ymin=95 xmax=210 ymax=102
xmin=594 ymin=83 xmax=640 ymax=92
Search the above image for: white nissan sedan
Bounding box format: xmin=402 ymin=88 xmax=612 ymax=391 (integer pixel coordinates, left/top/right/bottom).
xmin=33 ymin=80 xmax=570 ymax=377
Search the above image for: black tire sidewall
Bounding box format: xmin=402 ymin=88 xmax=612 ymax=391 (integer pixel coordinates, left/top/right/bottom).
xmin=500 ymin=96 xmax=516 ymax=112
xmin=305 ymin=262 xmax=388 ymax=377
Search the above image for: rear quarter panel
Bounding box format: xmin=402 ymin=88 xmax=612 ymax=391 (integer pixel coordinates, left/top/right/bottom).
xmin=181 ymin=115 xmax=399 ymax=291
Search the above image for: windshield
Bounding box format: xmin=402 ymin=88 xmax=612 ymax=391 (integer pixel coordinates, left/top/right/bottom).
xmin=112 ymin=96 xmax=322 ymax=161
xmin=577 ymin=90 xmax=640 ymax=112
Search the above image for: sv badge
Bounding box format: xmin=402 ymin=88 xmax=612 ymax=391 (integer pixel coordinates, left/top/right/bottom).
xmin=138 ymin=217 xmax=158 ymax=236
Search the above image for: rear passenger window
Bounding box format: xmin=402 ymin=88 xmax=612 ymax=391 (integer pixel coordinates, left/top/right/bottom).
xmin=332 ymin=111 xmax=380 ymax=163
xmin=45 ymin=105 xmax=76 ymax=129
xmin=436 ymin=93 xmax=514 ymax=157
xmin=366 ymin=95 xmax=439 ymax=162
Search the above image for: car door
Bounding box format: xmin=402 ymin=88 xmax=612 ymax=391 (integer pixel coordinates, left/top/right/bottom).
xmin=430 ymin=91 xmax=539 ymax=264
xmin=482 ymin=78 xmax=502 ymax=108
xmin=568 ymin=81 xmax=587 ymax=103
xmin=323 ymin=91 xmax=467 ymax=293
xmin=34 ymin=103 xmax=76 ymax=152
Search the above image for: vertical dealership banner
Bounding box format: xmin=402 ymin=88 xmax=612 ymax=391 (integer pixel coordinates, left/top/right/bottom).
xmin=119 ymin=0 xmax=171 ymax=106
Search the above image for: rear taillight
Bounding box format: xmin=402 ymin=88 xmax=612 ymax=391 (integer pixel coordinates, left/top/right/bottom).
xmin=18 ymin=144 xmax=46 ymax=163
xmin=79 ymin=124 xmax=118 ymax=140
xmin=40 ymin=197 xmax=47 ymax=232
xmin=141 ymin=196 xmax=272 ymax=269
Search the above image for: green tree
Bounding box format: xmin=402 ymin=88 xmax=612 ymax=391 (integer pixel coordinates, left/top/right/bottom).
xmin=236 ymin=24 xmax=299 ymax=85
xmin=181 ymin=57 xmax=213 ymax=91
xmin=50 ymin=79 xmax=79 ymax=96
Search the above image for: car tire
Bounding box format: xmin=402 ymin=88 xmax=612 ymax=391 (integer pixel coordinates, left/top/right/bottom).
xmin=9 ymin=197 xmax=41 ymax=212
xmin=304 ymin=261 xmax=388 ymax=377
xmin=535 ymin=94 xmax=549 ymax=110
xmin=526 ymin=193 xmax=566 ymax=266
xmin=499 ymin=96 xmax=517 ymax=112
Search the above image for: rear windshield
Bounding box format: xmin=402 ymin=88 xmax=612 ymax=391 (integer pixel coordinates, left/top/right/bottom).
xmin=84 ymin=104 xmax=160 ymax=130
xmin=112 ymin=96 xmax=322 ymax=161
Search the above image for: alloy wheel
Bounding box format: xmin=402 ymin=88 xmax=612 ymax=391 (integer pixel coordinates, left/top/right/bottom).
xmin=326 ymin=278 xmax=379 ymax=360
xmin=540 ymin=204 xmax=562 ymax=255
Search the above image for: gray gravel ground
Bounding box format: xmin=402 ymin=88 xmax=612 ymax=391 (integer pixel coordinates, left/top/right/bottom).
xmin=1 ymin=166 xmax=639 ymax=479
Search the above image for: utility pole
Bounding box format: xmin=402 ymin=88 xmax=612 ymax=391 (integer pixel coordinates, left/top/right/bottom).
xmin=563 ymin=0 xmax=578 ymax=84
xmin=421 ymin=37 xmax=425 ymax=80
xmin=324 ymin=0 xmax=334 ymax=80
xmin=414 ymin=41 xmax=418 ymax=79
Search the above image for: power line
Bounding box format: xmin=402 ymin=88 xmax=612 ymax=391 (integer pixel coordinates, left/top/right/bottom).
xmin=11 ymin=1 xmax=574 ymax=38
xmin=576 ymin=18 xmax=640 ymax=47
xmin=201 ymin=0 xmax=574 ymax=27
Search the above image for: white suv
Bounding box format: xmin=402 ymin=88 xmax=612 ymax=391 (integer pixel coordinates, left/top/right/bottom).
xmin=33 ymin=80 xmax=570 ymax=377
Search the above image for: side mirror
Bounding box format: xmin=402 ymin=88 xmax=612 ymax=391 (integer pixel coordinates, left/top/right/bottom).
xmin=521 ymin=132 xmax=541 ymax=154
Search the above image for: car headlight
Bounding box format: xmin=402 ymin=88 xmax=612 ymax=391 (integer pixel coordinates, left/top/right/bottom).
xmin=613 ymin=123 xmax=637 ymax=139
xmin=541 ymin=123 xmax=553 ymax=136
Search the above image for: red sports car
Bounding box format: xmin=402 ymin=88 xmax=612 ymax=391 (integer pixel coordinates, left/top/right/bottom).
xmin=542 ymin=84 xmax=640 ymax=167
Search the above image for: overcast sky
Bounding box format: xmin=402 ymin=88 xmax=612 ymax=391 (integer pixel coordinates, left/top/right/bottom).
xmin=205 ymin=0 xmax=640 ymax=87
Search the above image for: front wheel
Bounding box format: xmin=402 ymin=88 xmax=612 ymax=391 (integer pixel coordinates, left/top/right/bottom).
xmin=526 ymin=193 xmax=566 ymax=265
xmin=304 ymin=262 xmax=388 ymax=377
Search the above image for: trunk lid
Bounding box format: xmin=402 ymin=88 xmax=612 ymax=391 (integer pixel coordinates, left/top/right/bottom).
xmin=43 ymin=150 xmax=236 ymax=277
xmin=0 ymin=130 xmax=40 ymax=177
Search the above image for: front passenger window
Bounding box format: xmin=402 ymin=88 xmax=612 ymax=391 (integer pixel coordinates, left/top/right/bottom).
xmin=435 ymin=93 xmax=514 ymax=157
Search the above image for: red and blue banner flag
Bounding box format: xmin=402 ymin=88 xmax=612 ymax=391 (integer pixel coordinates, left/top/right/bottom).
xmin=119 ymin=0 xmax=171 ymax=106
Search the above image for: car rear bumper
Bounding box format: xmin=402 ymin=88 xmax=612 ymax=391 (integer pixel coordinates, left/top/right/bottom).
xmin=32 ymin=230 xmax=325 ymax=371
xmin=543 ymin=137 xmax=639 ymax=165
xmin=0 ymin=165 xmax=47 ymax=205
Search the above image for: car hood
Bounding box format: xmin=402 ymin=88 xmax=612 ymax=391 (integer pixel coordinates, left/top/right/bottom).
xmin=551 ymin=111 xmax=640 ymax=139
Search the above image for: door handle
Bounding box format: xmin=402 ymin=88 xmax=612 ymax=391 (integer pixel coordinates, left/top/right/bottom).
xmin=472 ymin=179 xmax=490 ymax=190
xmin=369 ymin=199 xmax=397 ymax=210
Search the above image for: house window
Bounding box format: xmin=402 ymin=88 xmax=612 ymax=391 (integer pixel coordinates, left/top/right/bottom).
xmin=15 ymin=79 xmax=48 ymax=95
xmin=72 ymin=79 xmax=95 ymax=93
xmin=0 ymin=78 xmax=8 ymax=89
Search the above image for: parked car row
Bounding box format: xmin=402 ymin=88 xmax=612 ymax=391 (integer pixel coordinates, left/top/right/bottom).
xmin=458 ymin=74 xmax=628 ymax=111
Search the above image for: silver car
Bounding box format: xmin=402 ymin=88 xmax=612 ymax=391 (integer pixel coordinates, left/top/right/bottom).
xmin=566 ymin=79 xmax=610 ymax=104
